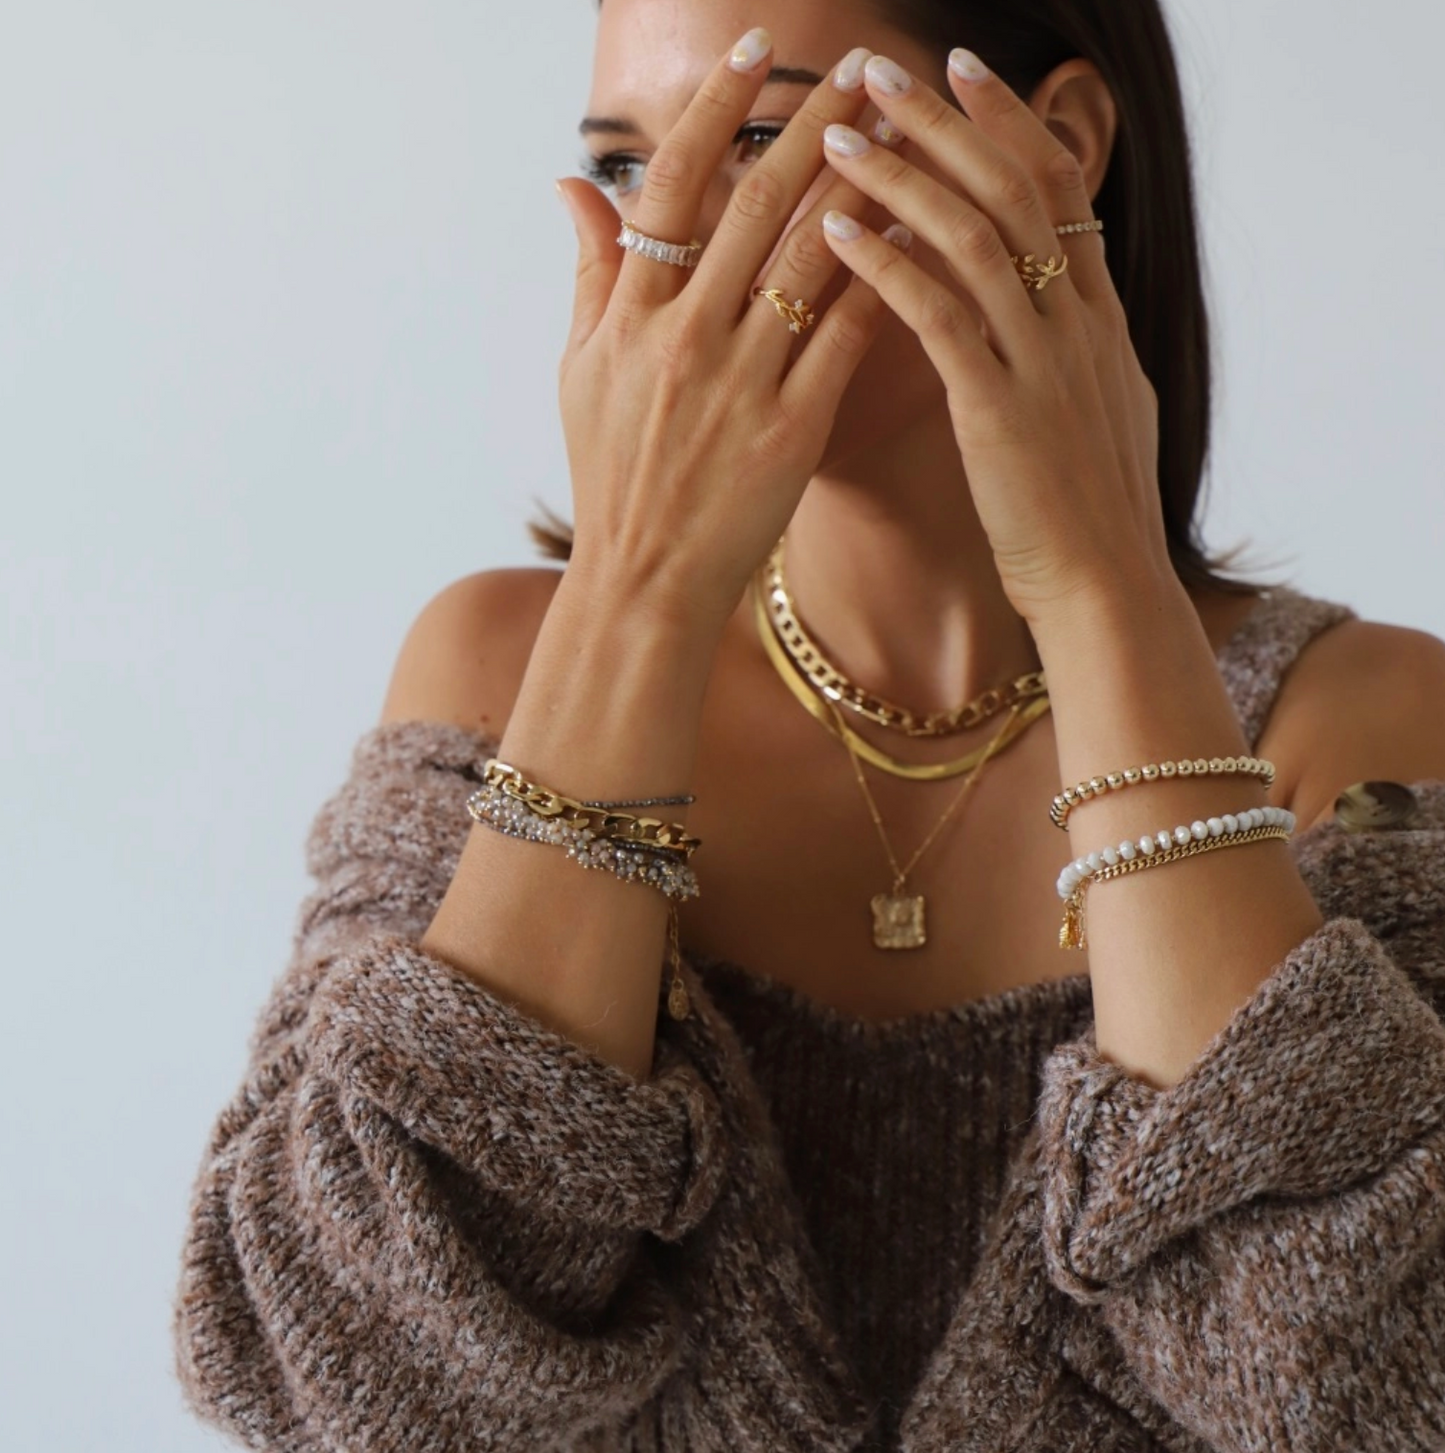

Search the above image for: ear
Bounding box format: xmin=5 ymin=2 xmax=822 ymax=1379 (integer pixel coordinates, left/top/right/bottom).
xmin=1025 ymin=59 xmax=1118 ymax=203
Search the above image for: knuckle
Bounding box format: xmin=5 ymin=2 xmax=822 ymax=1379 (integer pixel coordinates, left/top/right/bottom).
xmin=983 ymin=86 xmax=1024 ymax=124
xmin=824 ymin=310 xmax=873 ymax=361
xmin=992 ymin=162 xmax=1040 ymax=216
xmin=658 ymin=311 xmax=707 ymax=371
xmin=730 ymin=167 xmax=787 ymax=225
xmin=750 ymin=415 xmax=798 ymax=466
xmin=920 ymin=286 xmax=969 ymax=343
xmin=642 ymin=144 xmax=695 ymax=203
xmin=692 ymin=73 xmax=735 ymax=120
xmin=912 ymin=96 xmax=957 ymax=141
xmin=945 ymin=207 xmax=1004 ymax=267
xmin=876 ymin=151 xmax=916 ymax=192
xmin=1045 ymin=145 xmax=1088 ymax=194
xmin=779 ymin=218 xmax=836 ymax=278
xmin=606 ymin=298 xmax=647 ymax=343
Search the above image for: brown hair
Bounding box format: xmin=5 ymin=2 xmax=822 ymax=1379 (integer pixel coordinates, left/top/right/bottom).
xmin=532 ymin=0 xmax=1282 ymax=597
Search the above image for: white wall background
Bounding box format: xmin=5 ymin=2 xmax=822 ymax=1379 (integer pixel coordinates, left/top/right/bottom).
xmin=2 ymin=2 xmax=1440 ymax=1448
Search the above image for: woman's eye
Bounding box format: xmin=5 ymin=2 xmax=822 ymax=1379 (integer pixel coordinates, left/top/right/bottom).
xmin=733 ymin=123 xmax=785 ymax=165
xmin=581 ymin=154 xmax=648 ymax=197
xmin=580 ymin=122 xmax=786 ymax=198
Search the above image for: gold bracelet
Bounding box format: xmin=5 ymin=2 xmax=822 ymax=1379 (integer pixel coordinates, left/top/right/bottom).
xmin=481 ymin=759 xmax=702 ymax=860
xmin=1050 ymin=755 xmax=1275 ymax=831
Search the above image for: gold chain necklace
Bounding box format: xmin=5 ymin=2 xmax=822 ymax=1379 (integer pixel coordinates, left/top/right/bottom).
xmin=829 ymin=697 xmax=1022 ymax=949
xmin=762 ymin=537 xmax=1049 ymax=737
xmin=753 ymin=571 xmax=1053 ymax=781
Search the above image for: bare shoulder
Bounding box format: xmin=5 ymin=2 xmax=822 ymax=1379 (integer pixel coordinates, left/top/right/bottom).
xmin=378 ymin=566 xmax=565 ymax=735
xmin=1257 ymin=613 xmax=1445 ymax=831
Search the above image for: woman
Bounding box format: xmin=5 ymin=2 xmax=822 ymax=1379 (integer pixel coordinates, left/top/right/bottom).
xmin=172 ymin=0 xmax=1445 ymax=1448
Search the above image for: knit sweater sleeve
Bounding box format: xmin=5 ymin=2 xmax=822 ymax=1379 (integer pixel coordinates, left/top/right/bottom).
xmin=171 ymin=720 xmax=732 ymax=1453
xmin=1034 ymin=778 xmax=1445 ymax=1451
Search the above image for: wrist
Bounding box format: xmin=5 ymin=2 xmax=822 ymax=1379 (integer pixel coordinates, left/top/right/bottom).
xmin=1027 ymin=569 xmax=1193 ymax=668
xmin=562 ymin=542 xmax=742 ymax=646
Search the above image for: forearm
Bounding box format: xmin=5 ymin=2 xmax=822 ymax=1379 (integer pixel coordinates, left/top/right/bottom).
xmin=1034 ymin=578 xmax=1325 ymax=1090
xmin=420 ymin=564 xmax=719 ymax=1083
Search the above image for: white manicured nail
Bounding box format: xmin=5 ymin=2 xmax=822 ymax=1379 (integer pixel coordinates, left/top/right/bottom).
xmin=873 ymin=116 xmax=906 ymax=147
xmin=882 ymin=223 xmax=913 ymax=250
xmin=865 ymin=55 xmax=913 ymax=96
xmin=823 ymin=210 xmax=864 ymax=242
xmin=834 ymin=47 xmax=871 ymax=91
xmin=948 ymin=47 xmax=989 ymax=82
xmin=824 ymin=123 xmax=871 ymax=157
xmin=729 ymin=28 xmax=772 ymax=73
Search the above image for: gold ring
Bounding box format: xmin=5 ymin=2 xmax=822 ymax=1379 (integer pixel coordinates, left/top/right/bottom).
xmin=1009 ymin=252 xmax=1070 ymax=293
xmin=752 ymin=287 xmax=817 ymax=334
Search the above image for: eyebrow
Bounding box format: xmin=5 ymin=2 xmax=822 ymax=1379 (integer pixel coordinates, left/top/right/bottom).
xmin=579 ymin=66 xmax=827 ymax=137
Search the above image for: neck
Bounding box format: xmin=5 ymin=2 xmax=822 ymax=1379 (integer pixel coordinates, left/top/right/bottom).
xmin=770 ymin=406 xmax=1043 ymax=714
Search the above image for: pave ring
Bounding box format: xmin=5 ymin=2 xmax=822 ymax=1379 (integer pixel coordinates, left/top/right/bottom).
xmin=752 ymin=287 xmax=817 ymax=335
xmin=617 ymin=220 xmax=704 ymax=269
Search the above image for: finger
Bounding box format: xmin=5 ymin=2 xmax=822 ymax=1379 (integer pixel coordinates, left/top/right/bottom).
xmin=735 ymin=168 xmax=891 ymax=373
xmin=778 ymin=220 xmax=911 ymax=415
xmin=556 ymin=177 xmax=625 ymax=355
xmin=608 ymin=27 xmax=780 ymax=315
xmin=818 ymin=209 xmax=1003 ymax=386
xmin=941 ymin=48 xmax=1109 ymax=306
xmin=859 ymin=55 xmax=1078 ymax=322
xmin=689 ymin=50 xmax=876 ymax=306
xmin=820 ymin=122 xmax=1049 ymax=361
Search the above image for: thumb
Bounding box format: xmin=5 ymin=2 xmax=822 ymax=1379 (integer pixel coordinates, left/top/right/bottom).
xmin=556 ymin=177 xmax=624 ymax=354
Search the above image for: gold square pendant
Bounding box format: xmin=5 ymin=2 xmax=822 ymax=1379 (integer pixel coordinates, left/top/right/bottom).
xmin=871 ymin=893 xmax=927 ymax=950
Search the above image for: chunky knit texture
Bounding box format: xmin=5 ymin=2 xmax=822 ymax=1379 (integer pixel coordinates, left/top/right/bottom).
xmin=172 ymin=584 xmax=1445 ymax=1452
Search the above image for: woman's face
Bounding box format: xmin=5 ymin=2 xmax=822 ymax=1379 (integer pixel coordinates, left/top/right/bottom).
xmin=583 ymin=0 xmax=982 ymax=469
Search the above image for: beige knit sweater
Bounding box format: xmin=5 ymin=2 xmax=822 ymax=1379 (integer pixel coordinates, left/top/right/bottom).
xmin=172 ymin=585 xmax=1445 ymax=1452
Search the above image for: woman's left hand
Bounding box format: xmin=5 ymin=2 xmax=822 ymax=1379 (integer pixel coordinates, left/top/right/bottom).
xmin=817 ymin=49 xmax=1173 ymax=630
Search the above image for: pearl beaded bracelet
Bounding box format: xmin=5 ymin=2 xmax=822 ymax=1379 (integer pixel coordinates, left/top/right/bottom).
xmin=1050 ymin=755 xmax=1276 ymax=831
xmin=1056 ymin=804 xmax=1297 ymax=950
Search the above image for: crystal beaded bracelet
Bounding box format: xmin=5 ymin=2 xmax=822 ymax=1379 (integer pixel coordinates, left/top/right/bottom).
xmin=1055 ymin=804 xmax=1297 ymax=950
xmin=466 ymin=783 xmax=701 ymax=902
xmin=1050 ymin=755 xmax=1276 ymax=831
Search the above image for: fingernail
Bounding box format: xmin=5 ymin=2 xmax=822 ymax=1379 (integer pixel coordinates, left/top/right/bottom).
xmin=948 ymin=47 xmax=989 ymax=82
xmin=824 ymin=123 xmax=871 ymax=157
xmin=882 ymin=223 xmax=913 ymax=251
xmin=729 ymin=27 xmax=772 ymax=73
xmin=872 ymin=116 xmax=906 ymax=148
xmin=823 ymin=210 xmax=864 ymax=242
xmin=865 ymin=55 xmax=913 ymax=96
xmin=834 ymin=47 xmax=871 ymax=91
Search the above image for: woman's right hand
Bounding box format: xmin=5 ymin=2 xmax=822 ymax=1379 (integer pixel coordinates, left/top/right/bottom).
xmin=555 ymin=29 xmax=900 ymax=640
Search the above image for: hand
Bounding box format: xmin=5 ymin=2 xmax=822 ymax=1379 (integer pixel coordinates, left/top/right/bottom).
xmin=815 ymin=49 xmax=1175 ymax=629
xmin=554 ymin=32 xmax=905 ymax=639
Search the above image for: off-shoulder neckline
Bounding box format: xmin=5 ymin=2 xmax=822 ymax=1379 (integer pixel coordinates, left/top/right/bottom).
xmin=356 ymin=583 xmax=1339 ymax=1042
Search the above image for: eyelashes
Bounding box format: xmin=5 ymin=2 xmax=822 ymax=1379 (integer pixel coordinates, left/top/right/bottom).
xmin=581 ymin=121 xmax=787 ymax=196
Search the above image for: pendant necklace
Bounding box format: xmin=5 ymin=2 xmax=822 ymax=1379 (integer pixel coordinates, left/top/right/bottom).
xmin=828 ymin=696 xmax=1023 ymax=950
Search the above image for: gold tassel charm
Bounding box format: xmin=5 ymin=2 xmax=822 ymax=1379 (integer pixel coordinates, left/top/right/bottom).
xmin=1059 ymin=891 xmax=1087 ymax=951
xmin=666 ymin=904 xmax=691 ymax=1020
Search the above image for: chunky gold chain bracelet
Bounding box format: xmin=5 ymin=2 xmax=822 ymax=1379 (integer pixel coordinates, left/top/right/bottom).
xmin=481 ymin=759 xmax=702 ymax=860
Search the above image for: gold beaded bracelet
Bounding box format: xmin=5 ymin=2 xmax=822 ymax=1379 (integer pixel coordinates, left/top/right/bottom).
xmin=1050 ymin=755 xmax=1275 ymax=832
xmin=482 ymin=759 xmax=702 ymax=860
